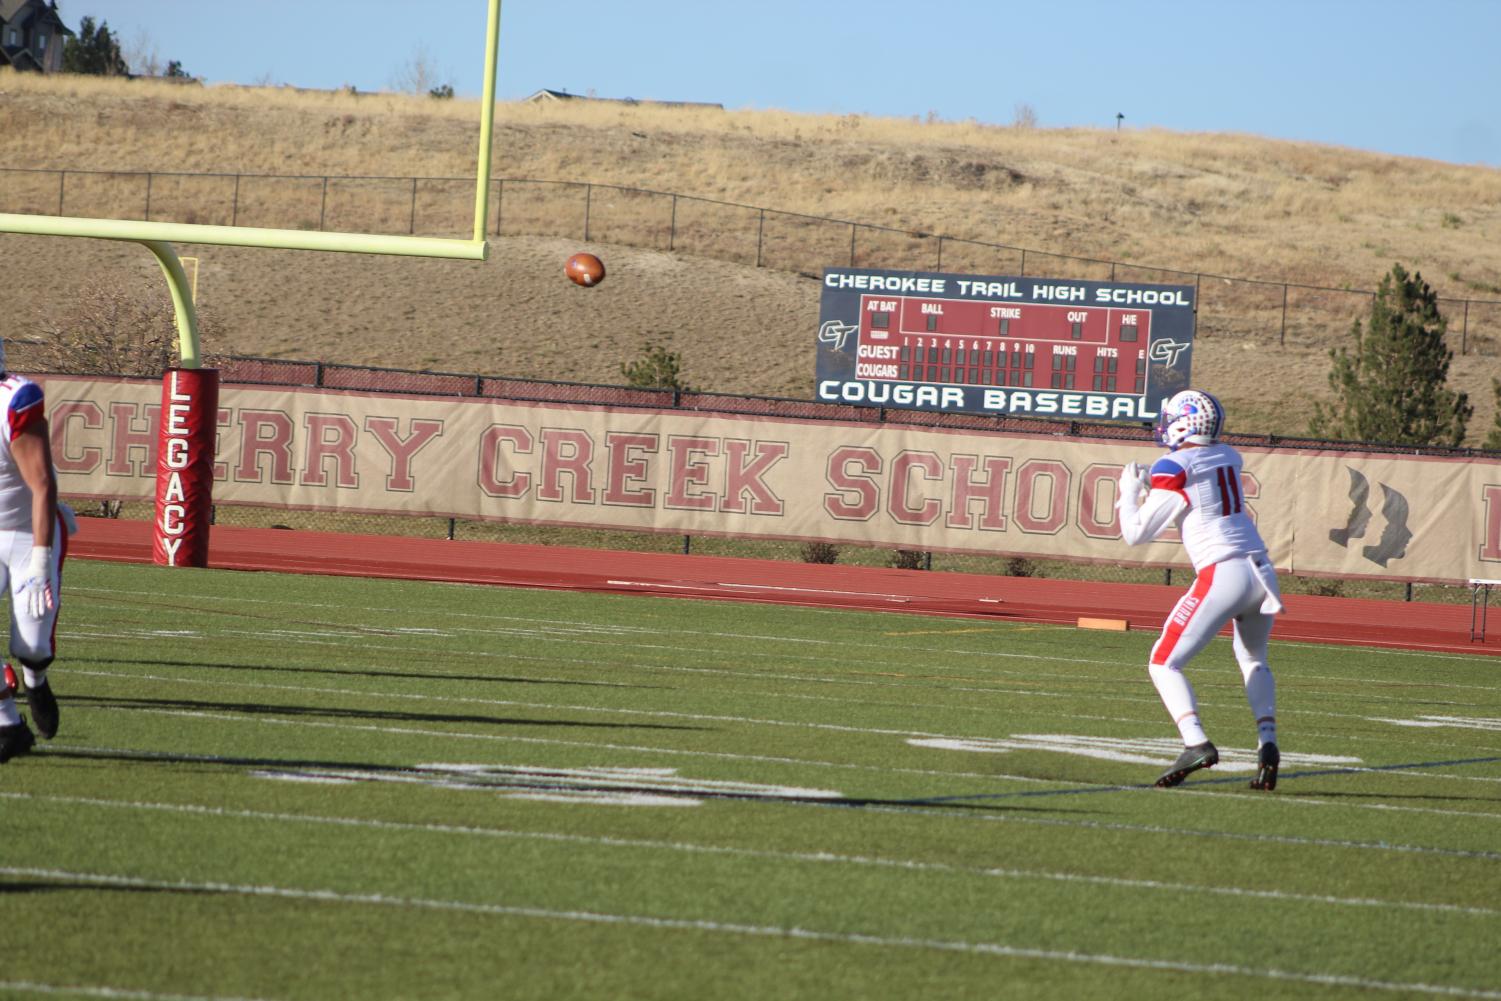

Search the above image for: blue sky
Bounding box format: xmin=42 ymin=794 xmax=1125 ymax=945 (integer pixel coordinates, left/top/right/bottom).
xmin=61 ymin=1 xmax=1501 ymax=166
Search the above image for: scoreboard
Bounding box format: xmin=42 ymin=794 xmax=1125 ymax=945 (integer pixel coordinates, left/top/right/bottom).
xmin=815 ymin=268 xmax=1196 ymax=423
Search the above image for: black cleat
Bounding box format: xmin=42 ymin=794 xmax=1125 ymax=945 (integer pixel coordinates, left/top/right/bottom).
xmin=26 ymin=680 xmax=58 ymax=740
xmin=1155 ymin=741 xmax=1219 ymax=788
xmin=1249 ymin=742 xmax=1280 ymax=791
xmin=0 ymin=720 xmax=35 ymax=763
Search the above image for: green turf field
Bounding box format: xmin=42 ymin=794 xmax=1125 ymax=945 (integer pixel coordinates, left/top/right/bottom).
xmin=3 ymin=559 xmax=1500 ymax=1001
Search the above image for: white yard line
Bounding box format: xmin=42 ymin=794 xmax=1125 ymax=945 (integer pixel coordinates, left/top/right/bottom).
xmin=70 ymin=583 xmax=1501 ymax=675
xmin=58 ymin=647 xmax=1501 ymax=762
xmin=42 ymin=726 xmax=1017 ymax=784
xmin=0 ymin=980 xmax=279 ymax=1001
xmin=4 ymin=866 xmax=1498 ymax=1000
xmin=59 ymin=666 xmax=1101 ymax=743
xmin=63 ymin=664 xmax=1501 ymax=770
xmin=7 ymin=790 xmax=1500 ymax=919
xmin=80 ymin=616 xmax=1501 ymax=703
xmin=25 ymin=721 xmax=1501 ymax=859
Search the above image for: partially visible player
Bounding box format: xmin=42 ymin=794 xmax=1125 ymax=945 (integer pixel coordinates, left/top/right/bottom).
xmin=1116 ymin=389 xmax=1282 ymax=790
xmin=0 ymin=340 xmax=73 ymax=763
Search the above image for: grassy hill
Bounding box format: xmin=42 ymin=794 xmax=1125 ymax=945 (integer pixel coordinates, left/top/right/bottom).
xmin=2 ymin=71 xmax=1499 ymax=441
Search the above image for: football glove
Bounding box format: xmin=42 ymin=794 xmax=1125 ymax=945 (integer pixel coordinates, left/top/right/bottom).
xmin=21 ymin=546 xmax=53 ymax=619
xmin=1117 ymin=462 xmax=1148 ymax=509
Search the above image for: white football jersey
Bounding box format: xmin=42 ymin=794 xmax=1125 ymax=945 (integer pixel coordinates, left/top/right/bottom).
xmin=1141 ymin=442 xmax=1267 ymax=571
xmin=0 ymin=374 xmax=48 ymax=532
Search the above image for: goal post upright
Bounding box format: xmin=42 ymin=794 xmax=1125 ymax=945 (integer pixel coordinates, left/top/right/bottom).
xmin=474 ymin=0 xmax=502 ymax=245
xmin=0 ymin=0 xmax=504 ymax=567
xmin=141 ymin=241 xmax=203 ymax=369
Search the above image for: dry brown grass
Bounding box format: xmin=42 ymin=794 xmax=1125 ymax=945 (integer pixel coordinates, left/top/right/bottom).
xmin=2 ymin=70 xmax=1500 ymax=441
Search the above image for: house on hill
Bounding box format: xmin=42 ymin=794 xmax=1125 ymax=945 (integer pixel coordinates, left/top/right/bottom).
xmin=524 ymin=88 xmax=722 ymax=111
xmin=0 ymin=0 xmax=73 ymax=73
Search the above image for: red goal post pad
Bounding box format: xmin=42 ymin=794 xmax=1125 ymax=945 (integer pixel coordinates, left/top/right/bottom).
xmin=153 ymin=368 xmax=220 ymax=568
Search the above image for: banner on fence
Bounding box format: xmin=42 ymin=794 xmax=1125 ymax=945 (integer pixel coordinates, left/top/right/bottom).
xmin=816 ymin=267 xmax=1197 ymax=423
xmin=41 ymin=375 xmax=1501 ymax=583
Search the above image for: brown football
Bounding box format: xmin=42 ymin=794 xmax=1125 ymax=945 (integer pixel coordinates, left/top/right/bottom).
xmin=565 ymin=252 xmax=605 ymax=287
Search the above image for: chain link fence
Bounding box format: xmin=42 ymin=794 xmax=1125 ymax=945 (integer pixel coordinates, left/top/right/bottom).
xmin=4 ymin=165 xmax=1498 ymax=357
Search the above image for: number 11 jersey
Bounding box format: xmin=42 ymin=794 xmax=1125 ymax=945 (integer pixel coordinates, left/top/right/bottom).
xmin=1147 ymin=442 xmax=1267 ymax=571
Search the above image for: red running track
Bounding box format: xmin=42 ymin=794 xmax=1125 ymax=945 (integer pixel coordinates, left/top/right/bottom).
xmin=68 ymin=518 xmax=1499 ymax=657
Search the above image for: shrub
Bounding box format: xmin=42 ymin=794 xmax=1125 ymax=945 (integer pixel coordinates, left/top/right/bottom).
xmin=800 ymin=542 xmax=838 ymax=564
xmin=621 ymin=342 xmax=690 ymax=392
xmin=30 ymin=279 xmax=228 ymax=377
xmin=889 ymin=549 xmax=926 ymax=570
xmin=1004 ymin=556 xmax=1038 ymax=577
xmin=1305 ymin=578 xmax=1346 ymax=598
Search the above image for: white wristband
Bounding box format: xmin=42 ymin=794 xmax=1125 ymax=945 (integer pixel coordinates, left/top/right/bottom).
xmin=28 ymin=546 xmax=51 ymax=579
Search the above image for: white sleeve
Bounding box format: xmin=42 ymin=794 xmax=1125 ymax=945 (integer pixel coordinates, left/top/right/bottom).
xmin=1119 ymin=488 xmax=1187 ymax=546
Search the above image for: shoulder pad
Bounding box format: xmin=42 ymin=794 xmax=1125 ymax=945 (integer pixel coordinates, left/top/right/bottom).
xmin=6 ymin=381 xmax=44 ymax=436
xmin=8 ymin=381 xmax=43 ymax=414
xmin=1149 ymin=456 xmax=1187 ymax=493
xmin=1149 ymin=456 xmax=1183 ymax=475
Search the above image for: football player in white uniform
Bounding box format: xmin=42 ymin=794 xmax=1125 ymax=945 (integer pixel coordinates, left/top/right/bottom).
xmin=1117 ymin=389 xmax=1282 ymax=790
xmin=0 ymin=341 xmax=71 ymax=763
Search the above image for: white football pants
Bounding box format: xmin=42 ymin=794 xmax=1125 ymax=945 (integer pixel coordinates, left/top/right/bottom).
xmin=0 ymin=517 xmax=67 ymax=664
xmin=1148 ymin=553 xmax=1279 ymax=744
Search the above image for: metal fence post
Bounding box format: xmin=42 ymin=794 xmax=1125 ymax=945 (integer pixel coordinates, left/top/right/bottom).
xmin=935 ymin=235 xmax=944 ymax=271
xmin=848 ymin=223 xmax=856 ymax=266
xmin=57 ymin=169 xmax=65 ymax=216
xmin=231 ymin=174 xmax=240 ymax=227
xmin=144 ymin=172 xmax=154 ymax=222
xmin=756 ymin=209 xmax=765 ymax=268
xmin=669 ymin=194 xmax=677 ymax=251
xmin=319 ymin=176 xmax=329 ymax=231
xmin=1019 ymin=248 xmax=1026 ymax=276
xmin=1462 ymin=299 xmax=1470 ymax=355
xmin=495 ymin=178 xmax=504 ymax=236
xmin=584 ymin=183 xmax=592 ymax=242
xmin=409 ymin=177 xmax=418 ymax=235
xmin=1279 ymin=284 xmax=1288 ymax=347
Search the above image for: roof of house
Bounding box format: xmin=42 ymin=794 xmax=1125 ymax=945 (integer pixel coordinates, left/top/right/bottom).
xmin=0 ymin=0 xmax=73 ymax=34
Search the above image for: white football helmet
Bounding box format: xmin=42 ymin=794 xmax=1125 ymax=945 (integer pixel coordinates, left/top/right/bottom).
xmin=1154 ymin=389 xmax=1224 ymax=450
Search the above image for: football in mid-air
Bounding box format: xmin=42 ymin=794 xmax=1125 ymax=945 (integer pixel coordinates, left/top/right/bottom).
xmin=565 ymin=252 xmax=605 ymax=287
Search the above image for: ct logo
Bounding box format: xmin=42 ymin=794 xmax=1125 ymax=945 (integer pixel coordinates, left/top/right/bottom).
xmin=818 ymin=320 xmax=859 ymax=352
xmin=1146 ymin=338 xmax=1191 ymax=366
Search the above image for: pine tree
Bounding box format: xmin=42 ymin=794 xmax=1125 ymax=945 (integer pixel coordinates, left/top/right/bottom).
xmin=1312 ymin=263 xmax=1470 ymax=447
xmin=62 ymin=16 xmax=129 ymax=76
xmin=621 ymin=343 xmax=690 ymax=392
